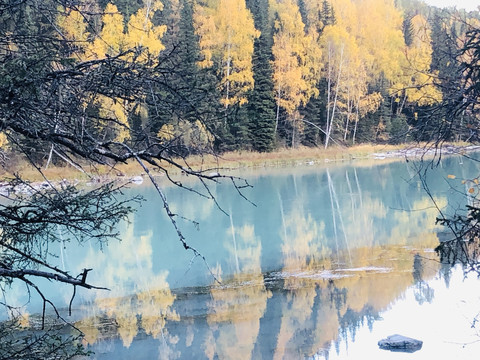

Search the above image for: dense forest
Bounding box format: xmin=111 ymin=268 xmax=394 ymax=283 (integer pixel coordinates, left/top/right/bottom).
xmin=1 ymin=0 xmax=480 ymax=163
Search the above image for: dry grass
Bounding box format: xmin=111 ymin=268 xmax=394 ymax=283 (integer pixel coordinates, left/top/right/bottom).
xmin=178 ymin=143 xmax=412 ymax=170
xmin=0 ymin=142 xmax=462 ymax=182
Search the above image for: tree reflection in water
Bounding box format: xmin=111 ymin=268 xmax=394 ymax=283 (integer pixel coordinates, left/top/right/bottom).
xmin=413 ymin=253 xmax=435 ymax=305
xmin=436 ymin=235 xmax=480 ymax=276
xmin=56 ymin=157 xmax=476 ymax=359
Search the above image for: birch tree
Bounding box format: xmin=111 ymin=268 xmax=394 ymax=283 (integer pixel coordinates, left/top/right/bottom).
xmin=391 ymin=14 xmax=442 ymax=108
xmin=195 ymin=0 xmax=258 ymax=109
xmin=271 ymin=0 xmax=321 ymax=147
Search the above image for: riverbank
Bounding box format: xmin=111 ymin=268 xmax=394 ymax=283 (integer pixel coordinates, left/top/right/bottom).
xmin=1 ymin=142 xmax=478 ymax=185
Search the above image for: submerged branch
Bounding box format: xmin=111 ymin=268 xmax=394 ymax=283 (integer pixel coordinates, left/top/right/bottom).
xmin=0 ymin=268 xmax=109 ymax=290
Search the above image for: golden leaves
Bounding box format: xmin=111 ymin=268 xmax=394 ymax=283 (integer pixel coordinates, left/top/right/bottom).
xmin=0 ymin=133 xmax=8 ymax=148
xmin=95 ymin=95 xmax=131 ymax=142
xmin=57 ymin=8 xmax=90 ymax=44
xmin=125 ymin=1 xmax=166 ymax=59
xmin=59 ymin=2 xmax=167 ymax=61
xmin=392 ymin=14 xmax=443 ymax=106
xmin=57 ymin=2 xmax=167 ymax=143
xmin=194 ymin=0 xmax=258 ymax=107
xmin=89 ymin=3 xmax=125 ymax=58
xmin=461 ymin=177 xmax=480 ymax=196
xmin=272 ymin=0 xmax=322 ymax=115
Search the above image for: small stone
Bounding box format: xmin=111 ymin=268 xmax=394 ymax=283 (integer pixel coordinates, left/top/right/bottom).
xmin=378 ymin=334 xmax=423 ymax=353
xmin=130 ymin=176 xmax=144 ymax=185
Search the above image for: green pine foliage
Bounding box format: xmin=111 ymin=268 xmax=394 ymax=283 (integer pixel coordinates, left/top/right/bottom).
xmin=246 ymin=0 xmax=277 ymax=152
xmin=2 ymin=0 xmax=480 ymax=156
xmin=321 ymin=0 xmax=336 ymax=28
xmin=387 ymin=114 xmax=410 ymax=144
xmin=402 ymin=14 xmax=414 ymax=47
xmin=300 ymin=82 xmax=327 ymax=147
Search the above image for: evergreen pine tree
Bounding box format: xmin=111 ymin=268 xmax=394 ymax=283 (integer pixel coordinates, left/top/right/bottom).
xmin=298 ymin=0 xmax=335 ymax=148
xmin=297 ymin=0 xmax=310 ymax=29
xmin=402 ymin=14 xmax=414 ymax=47
xmin=246 ymin=0 xmax=277 ymax=152
xmin=321 ymin=0 xmax=336 ymax=28
xmin=300 ymin=81 xmax=327 ymax=146
xmin=100 ymin=0 xmax=143 ymax=19
xmin=146 ymin=0 xmax=220 ymax=154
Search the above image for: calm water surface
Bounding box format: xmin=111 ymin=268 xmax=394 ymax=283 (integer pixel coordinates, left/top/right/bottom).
xmin=10 ymin=156 xmax=480 ymax=359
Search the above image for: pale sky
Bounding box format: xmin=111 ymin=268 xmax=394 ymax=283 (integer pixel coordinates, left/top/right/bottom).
xmin=423 ymin=0 xmax=479 ymax=11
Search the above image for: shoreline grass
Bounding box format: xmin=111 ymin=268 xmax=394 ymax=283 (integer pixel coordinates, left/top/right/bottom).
xmin=1 ymin=142 xmax=471 ymax=182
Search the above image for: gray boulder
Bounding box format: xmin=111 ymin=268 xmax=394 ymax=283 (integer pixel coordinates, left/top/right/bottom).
xmin=378 ymin=334 xmax=423 ymax=353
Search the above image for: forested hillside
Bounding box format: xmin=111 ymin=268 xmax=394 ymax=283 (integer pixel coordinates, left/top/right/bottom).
xmin=1 ymin=1 xmax=480 ymax=357
xmin=1 ymin=0 xmax=480 ymax=162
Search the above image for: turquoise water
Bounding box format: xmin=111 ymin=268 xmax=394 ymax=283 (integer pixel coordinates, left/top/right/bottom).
xmin=9 ymin=155 xmax=480 ymax=359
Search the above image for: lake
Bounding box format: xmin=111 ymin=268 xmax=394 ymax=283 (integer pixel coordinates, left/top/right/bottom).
xmin=10 ymin=155 xmax=480 ymax=359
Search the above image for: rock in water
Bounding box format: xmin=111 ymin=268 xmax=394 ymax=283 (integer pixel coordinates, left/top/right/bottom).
xmin=378 ymin=334 xmax=423 ymax=353
xmin=130 ymin=176 xmax=144 ymax=185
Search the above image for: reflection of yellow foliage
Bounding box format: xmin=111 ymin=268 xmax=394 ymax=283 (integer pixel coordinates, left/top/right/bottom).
xmin=281 ymin=209 xmax=328 ymax=272
xmin=208 ymin=275 xmax=270 ymax=323
xmin=78 ymin=316 xmax=100 ymax=345
xmin=204 ymin=223 xmax=271 ymax=359
xmin=389 ymin=197 xmax=446 ymax=246
xmin=274 ymin=285 xmax=317 ymax=360
xmin=75 ymin=221 xmax=178 ymax=348
xmin=203 ymin=331 xmax=216 ymax=360
xmin=206 ymin=276 xmax=271 ymax=360
xmin=225 ymin=224 xmax=262 ymax=274
xmin=211 ymin=263 xmax=223 ymax=283
xmin=116 ymin=313 xmax=138 ymax=348
xmin=85 ymin=281 xmax=179 ymax=348
xmin=138 ymin=287 xmax=179 ymax=340
xmin=275 ymin=205 xmax=331 ymax=358
xmin=271 ymin=190 xmax=445 ymax=357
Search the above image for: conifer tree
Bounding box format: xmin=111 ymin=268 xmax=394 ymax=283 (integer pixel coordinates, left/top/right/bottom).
xmin=147 ymin=0 xmax=220 ymax=153
xmin=299 ymin=0 xmax=335 ymax=146
xmin=246 ymin=0 xmax=277 ymax=152
xmin=402 ymin=13 xmax=414 ymax=47
xmin=321 ymin=0 xmax=336 ymax=28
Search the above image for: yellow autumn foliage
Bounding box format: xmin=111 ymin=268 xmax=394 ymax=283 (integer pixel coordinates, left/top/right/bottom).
xmin=57 ymin=7 xmax=90 ymax=56
xmin=95 ymin=95 xmax=130 ymax=142
xmin=89 ymin=3 xmax=125 ymax=58
xmin=57 ymin=8 xmax=89 ymax=43
xmin=194 ymin=0 xmax=258 ymax=107
xmin=0 ymin=133 xmax=8 ymax=148
xmin=391 ymin=14 xmax=443 ymax=106
xmin=272 ymin=0 xmax=321 ymax=115
xmin=125 ymin=1 xmax=166 ymax=59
